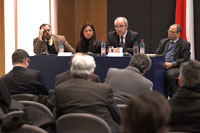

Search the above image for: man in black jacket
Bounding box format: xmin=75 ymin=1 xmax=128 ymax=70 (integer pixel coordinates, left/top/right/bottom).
xmin=106 ymin=17 xmax=140 ymax=54
xmin=170 ymin=60 xmax=200 ymax=132
xmin=0 ymin=49 xmax=48 ymax=95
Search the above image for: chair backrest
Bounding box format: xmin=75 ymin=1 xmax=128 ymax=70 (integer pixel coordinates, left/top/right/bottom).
xmin=10 ymin=124 xmax=48 ymax=133
xmin=18 ymin=101 xmax=53 ymax=117
xmin=11 ymin=94 xmax=38 ymax=101
xmin=56 ymin=113 xmax=111 ymax=133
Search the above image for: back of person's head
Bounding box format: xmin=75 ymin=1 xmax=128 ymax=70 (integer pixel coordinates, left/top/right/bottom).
xmin=122 ymin=92 xmax=171 ymax=133
xmin=12 ymin=49 xmax=29 ymax=64
xmin=179 ymin=60 xmax=200 ymax=88
xmin=129 ymin=54 xmax=151 ymax=73
xmin=70 ymin=53 xmax=96 ymax=79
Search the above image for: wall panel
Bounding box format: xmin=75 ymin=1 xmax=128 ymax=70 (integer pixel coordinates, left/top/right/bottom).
xmin=0 ymin=0 xmax=5 ymax=76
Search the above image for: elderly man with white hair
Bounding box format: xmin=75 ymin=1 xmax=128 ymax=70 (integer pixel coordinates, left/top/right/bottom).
xmin=55 ymin=53 xmax=121 ymax=133
xmin=106 ymin=16 xmax=140 ymax=54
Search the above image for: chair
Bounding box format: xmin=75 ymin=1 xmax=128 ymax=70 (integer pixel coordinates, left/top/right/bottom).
xmin=10 ymin=124 xmax=48 ymax=133
xmin=18 ymin=101 xmax=53 ymax=117
xmin=18 ymin=101 xmax=54 ymax=132
xmin=117 ymin=104 xmax=127 ymax=114
xmin=56 ymin=113 xmax=111 ymax=133
xmin=11 ymin=94 xmax=38 ymax=101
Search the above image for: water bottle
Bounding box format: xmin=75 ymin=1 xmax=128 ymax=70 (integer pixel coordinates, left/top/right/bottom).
xmin=59 ymin=39 xmax=64 ymax=53
xmin=140 ymin=39 xmax=145 ymax=54
xmin=101 ymin=39 xmax=106 ymax=56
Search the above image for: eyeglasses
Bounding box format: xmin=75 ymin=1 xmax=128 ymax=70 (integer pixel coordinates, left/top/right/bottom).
xmin=167 ymin=30 xmax=177 ymax=33
xmin=115 ymin=25 xmax=125 ymax=29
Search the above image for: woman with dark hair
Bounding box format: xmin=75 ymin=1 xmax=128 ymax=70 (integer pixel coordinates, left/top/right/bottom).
xmin=76 ymin=23 xmax=101 ymax=54
xmin=122 ymin=92 xmax=171 ymax=133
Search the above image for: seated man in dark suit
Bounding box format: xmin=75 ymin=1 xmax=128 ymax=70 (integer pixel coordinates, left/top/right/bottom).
xmin=105 ymin=54 xmax=153 ymax=104
xmin=106 ymin=16 xmax=140 ymax=54
xmin=55 ymin=53 xmax=121 ymax=133
xmin=155 ymin=24 xmax=190 ymax=97
xmin=0 ymin=49 xmax=48 ymax=95
xmin=55 ymin=54 xmax=100 ymax=86
xmin=170 ymin=60 xmax=200 ymax=132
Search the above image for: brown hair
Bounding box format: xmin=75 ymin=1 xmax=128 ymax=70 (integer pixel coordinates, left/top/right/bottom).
xmin=122 ymin=92 xmax=171 ymax=133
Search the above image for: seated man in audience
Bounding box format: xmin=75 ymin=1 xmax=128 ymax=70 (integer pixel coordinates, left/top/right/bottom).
xmin=55 ymin=53 xmax=121 ymax=133
xmin=122 ymin=92 xmax=171 ymax=133
xmin=155 ymin=24 xmax=190 ymax=97
xmin=106 ymin=16 xmax=140 ymax=54
xmin=170 ymin=60 xmax=200 ymax=132
xmin=55 ymin=54 xmax=100 ymax=86
xmin=0 ymin=49 xmax=48 ymax=95
xmin=0 ymin=79 xmax=11 ymax=114
xmin=33 ymin=23 xmax=75 ymax=55
xmin=105 ymin=54 xmax=153 ymax=104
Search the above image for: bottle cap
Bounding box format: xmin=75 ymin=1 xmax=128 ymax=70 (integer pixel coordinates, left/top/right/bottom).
xmin=141 ymin=39 xmax=144 ymax=42
xmin=101 ymin=39 xmax=105 ymax=42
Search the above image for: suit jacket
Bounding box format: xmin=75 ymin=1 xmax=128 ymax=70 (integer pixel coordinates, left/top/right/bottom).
xmin=105 ymin=66 xmax=153 ymax=104
xmin=76 ymin=40 xmax=102 ymax=54
xmin=106 ymin=30 xmax=140 ymax=54
xmin=55 ymin=70 xmax=101 ymax=86
xmin=0 ymin=66 xmax=48 ymax=95
xmin=55 ymin=78 xmax=121 ymax=133
xmin=155 ymin=38 xmax=190 ymax=67
xmin=170 ymin=86 xmax=200 ymax=132
xmin=33 ymin=34 xmax=75 ymax=55
xmin=0 ymin=79 xmax=11 ymax=113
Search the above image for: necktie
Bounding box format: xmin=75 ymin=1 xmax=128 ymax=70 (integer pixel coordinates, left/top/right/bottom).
xmin=120 ymin=36 xmax=124 ymax=46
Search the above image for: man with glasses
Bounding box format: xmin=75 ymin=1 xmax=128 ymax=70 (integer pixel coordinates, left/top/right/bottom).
xmin=106 ymin=17 xmax=140 ymax=54
xmin=155 ymin=24 xmax=191 ymax=97
xmin=0 ymin=49 xmax=48 ymax=95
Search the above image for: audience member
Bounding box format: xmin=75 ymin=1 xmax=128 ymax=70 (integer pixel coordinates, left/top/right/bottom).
xmin=33 ymin=23 xmax=75 ymax=55
xmin=155 ymin=24 xmax=190 ymax=97
xmin=122 ymin=92 xmax=171 ymax=133
xmin=0 ymin=79 xmax=11 ymax=114
xmin=76 ymin=23 xmax=101 ymax=54
xmin=0 ymin=49 xmax=48 ymax=95
xmin=106 ymin=17 xmax=140 ymax=54
xmin=55 ymin=53 xmax=121 ymax=133
xmin=105 ymin=54 xmax=153 ymax=104
xmin=170 ymin=60 xmax=200 ymax=132
xmin=55 ymin=53 xmax=100 ymax=86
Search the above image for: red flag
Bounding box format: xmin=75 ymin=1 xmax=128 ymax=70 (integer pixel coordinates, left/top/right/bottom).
xmin=175 ymin=0 xmax=187 ymax=40
xmin=175 ymin=0 xmax=195 ymax=59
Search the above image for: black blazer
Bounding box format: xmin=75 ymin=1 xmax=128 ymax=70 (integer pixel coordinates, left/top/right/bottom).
xmin=55 ymin=70 xmax=101 ymax=86
xmin=155 ymin=38 xmax=190 ymax=67
xmin=0 ymin=66 xmax=48 ymax=95
xmin=55 ymin=78 xmax=121 ymax=133
xmin=106 ymin=30 xmax=140 ymax=54
xmin=76 ymin=40 xmax=102 ymax=54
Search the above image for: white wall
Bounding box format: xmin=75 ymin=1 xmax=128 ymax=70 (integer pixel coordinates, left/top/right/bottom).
xmin=4 ymin=0 xmax=54 ymax=73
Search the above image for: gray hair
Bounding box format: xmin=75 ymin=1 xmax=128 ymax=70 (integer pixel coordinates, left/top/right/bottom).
xmin=180 ymin=60 xmax=200 ymax=87
xmin=70 ymin=53 xmax=96 ymax=79
xmin=129 ymin=54 xmax=151 ymax=73
xmin=114 ymin=17 xmax=128 ymax=26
